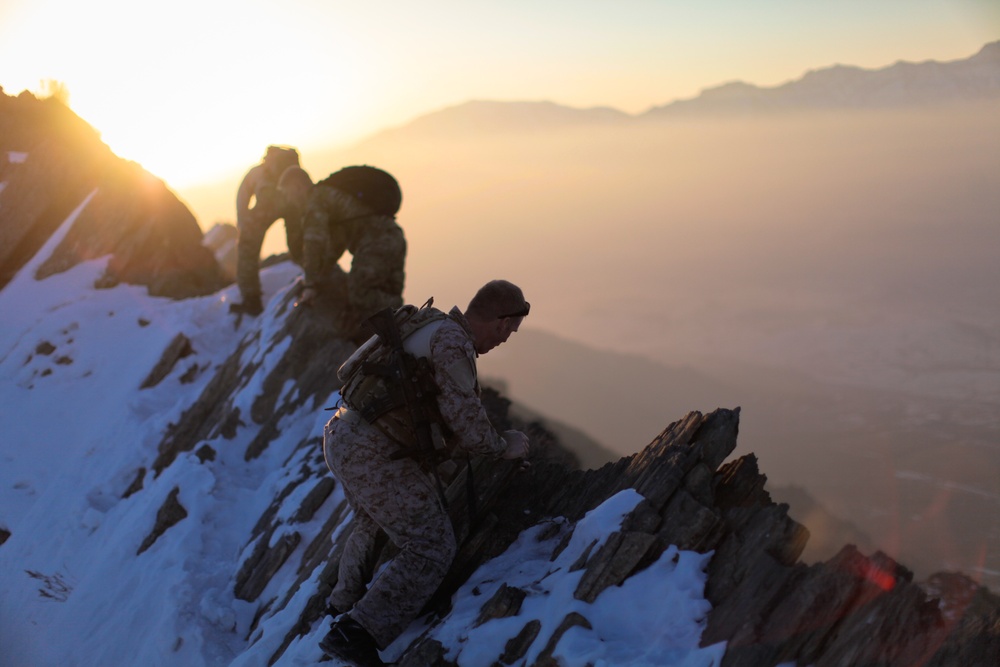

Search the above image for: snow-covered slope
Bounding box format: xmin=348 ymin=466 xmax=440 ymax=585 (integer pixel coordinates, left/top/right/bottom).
xmin=0 ymin=214 xmax=725 ymax=666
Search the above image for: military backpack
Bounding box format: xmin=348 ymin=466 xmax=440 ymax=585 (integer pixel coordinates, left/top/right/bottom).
xmin=318 ymin=165 xmax=402 ymax=216
xmin=338 ymin=298 xmax=449 ymax=425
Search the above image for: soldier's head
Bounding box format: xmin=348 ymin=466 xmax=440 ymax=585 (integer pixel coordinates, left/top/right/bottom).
xmin=465 ymin=280 xmax=529 ymax=354
xmin=277 ymin=166 xmax=313 ymax=210
xmin=263 ymin=145 xmax=300 ymax=177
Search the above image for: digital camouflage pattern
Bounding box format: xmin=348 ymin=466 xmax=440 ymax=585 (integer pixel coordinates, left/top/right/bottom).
xmin=324 ymin=306 xmax=507 ymax=649
xmin=235 ymin=163 xmax=303 ymax=307
xmin=302 ymin=184 xmax=406 ymax=319
xmin=324 ymin=410 xmax=455 ymax=650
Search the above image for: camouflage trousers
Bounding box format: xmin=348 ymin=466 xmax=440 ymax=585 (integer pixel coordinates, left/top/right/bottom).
xmin=341 ymin=226 xmax=406 ymax=320
xmin=235 ymin=211 xmax=303 ymax=304
xmin=324 ymin=409 xmax=456 ymax=650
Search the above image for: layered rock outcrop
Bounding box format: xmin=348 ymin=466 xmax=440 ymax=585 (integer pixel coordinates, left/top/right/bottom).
xmin=5 ymin=94 xmax=996 ymax=665
xmin=133 ymin=282 xmax=998 ymax=666
xmin=0 ymin=89 xmax=224 ymax=297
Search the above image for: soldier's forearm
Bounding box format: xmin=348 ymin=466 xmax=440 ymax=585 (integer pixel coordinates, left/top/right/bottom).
xmin=302 ymin=244 xmax=324 ymax=285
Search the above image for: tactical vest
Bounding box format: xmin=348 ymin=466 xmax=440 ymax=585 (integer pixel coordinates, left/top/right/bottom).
xmin=338 ymin=300 xmax=451 ymax=448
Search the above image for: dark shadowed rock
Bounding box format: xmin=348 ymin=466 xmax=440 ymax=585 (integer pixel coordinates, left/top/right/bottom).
xmin=474 ymin=583 xmax=526 ymax=627
xmin=122 ymin=467 xmax=146 ymax=499
xmin=11 ymin=78 xmax=998 ymax=667
xmin=499 ymin=619 xmax=542 ymax=665
xmin=136 ymin=487 xmax=188 ymax=555
xmin=0 ymin=90 xmax=224 ymax=298
xmin=140 ymin=333 xmax=194 ymax=389
xmin=124 ymin=280 xmax=999 ymax=666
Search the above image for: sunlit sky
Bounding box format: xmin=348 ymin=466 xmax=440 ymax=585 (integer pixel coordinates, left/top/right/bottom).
xmin=2 ymin=0 xmax=997 ymax=188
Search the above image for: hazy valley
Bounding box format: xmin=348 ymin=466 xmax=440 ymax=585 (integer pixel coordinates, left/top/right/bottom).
xmin=167 ymin=46 xmax=1000 ymax=590
xmin=3 ymin=38 xmax=1000 ymax=666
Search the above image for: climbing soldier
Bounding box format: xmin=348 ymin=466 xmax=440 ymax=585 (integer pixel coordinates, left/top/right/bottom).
xmin=278 ymin=164 xmax=406 ymax=333
xmin=230 ymin=145 xmax=303 ymax=316
xmin=319 ymin=280 xmax=532 ymax=666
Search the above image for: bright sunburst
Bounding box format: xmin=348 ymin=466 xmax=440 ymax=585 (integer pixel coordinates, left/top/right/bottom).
xmin=2 ymin=0 xmax=363 ymax=188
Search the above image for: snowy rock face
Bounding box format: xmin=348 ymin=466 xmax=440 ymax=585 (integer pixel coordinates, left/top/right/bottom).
xmin=0 ymin=90 xmax=224 ymax=298
xmin=2 ymin=93 xmax=998 ymax=667
xmin=2 ymin=256 xmax=996 ymax=665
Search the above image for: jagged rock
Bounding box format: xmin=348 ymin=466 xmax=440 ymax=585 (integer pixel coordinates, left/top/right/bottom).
xmin=35 ymin=161 xmax=224 ymax=298
xmin=0 ymin=94 xmax=103 ymax=289
xmin=387 ymin=406 xmax=996 ymax=666
xmin=713 ymin=453 xmax=771 ymax=507
xmin=122 ymin=467 xmax=146 ymax=498
xmin=290 ymin=477 xmax=335 ymax=524
xmin=922 ymin=575 xmax=1000 ymax=666
xmin=8 ymin=78 xmax=998 ymax=667
xmin=153 ymin=292 xmax=355 ymax=473
xmin=195 ymin=444 xmax=216 ymax=463
xmin=499 ymin=619 xmax=542 ymax=665
xmin=573 ymin=529 xmax=657 ymax=603
xmin=0 ymin=90 xmax=225 ymax=298
xmin=656 ymin=487 xmax=725 ymax=552
xmin=136 ymin=486 xmax=187 ymax=555
xmin=140 ymin=332 xmax=194 ymax=389
xmin=34 ymin=341 xmax=56 ymax=356
xmin=112 ymin=252 xmax=993 ymax=665
xmin=771 ymin=484 xmax=876 ymax=565
xmin=535 ymin=612 xmax=592 ymax=664
xmin=474 ymin=583 xmax=527 ymax=626
xmin=396 ymin=638 xmax=451 ymax=667
xmin=235 ymin=530 xmax=302 ymax=602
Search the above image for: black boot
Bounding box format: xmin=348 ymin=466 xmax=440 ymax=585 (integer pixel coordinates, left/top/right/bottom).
xmin=319 ymin=615 xmax=383 ymax=667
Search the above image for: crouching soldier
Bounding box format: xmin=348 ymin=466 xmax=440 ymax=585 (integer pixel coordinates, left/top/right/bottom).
xmin=277 ymin=164 xmax=406 ymax=331
xmin=230 ymin=145 xmax=303 ymax=316
xmin=319 ymin=280 xmax=532 ymax=666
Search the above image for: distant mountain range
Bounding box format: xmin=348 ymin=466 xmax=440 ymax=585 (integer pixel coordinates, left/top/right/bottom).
xmin=367 ymin=40 xmax=999 ymax=140
xmin=651 ymin=39 xmax=1000 ymax=116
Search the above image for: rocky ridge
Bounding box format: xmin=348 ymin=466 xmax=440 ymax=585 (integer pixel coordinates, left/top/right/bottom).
xmin=2 ymin=90 xmax=997 ymax=666
xmin=0 ymin=89 xmax=224 ymax=297
xmin=129 ymin=281 xmax=999 ymax=666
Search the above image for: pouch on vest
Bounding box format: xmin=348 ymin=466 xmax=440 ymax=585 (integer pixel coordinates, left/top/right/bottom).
xmin=338 ymin=298 xmax=450 ymax=448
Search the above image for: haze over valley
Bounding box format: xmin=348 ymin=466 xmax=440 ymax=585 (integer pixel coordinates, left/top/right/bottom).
xmin=4 ymin=7 xmax=1000 ymax=662
xmin=174 ymin=46 xmax=1000 ymax=589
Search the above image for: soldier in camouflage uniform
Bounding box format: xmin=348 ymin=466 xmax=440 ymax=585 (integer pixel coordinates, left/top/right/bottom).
xmin=230 ymin=146 xmax=302 ymax=316
xmin=277 ymin=165 xmax=406 ymax=326
xmin=318 ymin=280 xmax=532 ymax=666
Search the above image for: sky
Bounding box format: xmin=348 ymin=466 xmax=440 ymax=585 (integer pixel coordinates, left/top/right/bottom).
xmin=1 ymin=0 xmax=998 ymax=187
xmin=0 ymin=208 xmax=730 ymax=666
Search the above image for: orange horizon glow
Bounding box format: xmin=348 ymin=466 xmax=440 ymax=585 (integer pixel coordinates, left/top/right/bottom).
xmin=1 ymin=1 xmax=996 ymax=189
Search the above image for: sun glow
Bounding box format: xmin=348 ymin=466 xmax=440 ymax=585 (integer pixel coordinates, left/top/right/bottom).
xmin=4 ymin=0 xmax=996 ymax=194
xmin=3 ymin=0 xmax=365 ymax=188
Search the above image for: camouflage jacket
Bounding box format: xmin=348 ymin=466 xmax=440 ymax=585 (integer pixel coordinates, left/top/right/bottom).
xmin=301 ymin=184 xmax=406 ymax=287
xmin=343 ymin=305 xmax=507 ymax=460
xmin=236 ymin=164 xmax=296 ymax=231
xmin=426 ymin=306 xmax=507 ymax=458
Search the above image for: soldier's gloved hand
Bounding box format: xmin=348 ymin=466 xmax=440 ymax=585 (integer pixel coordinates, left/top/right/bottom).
xmin=501 ymin=430 xmax=530 ymax=466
